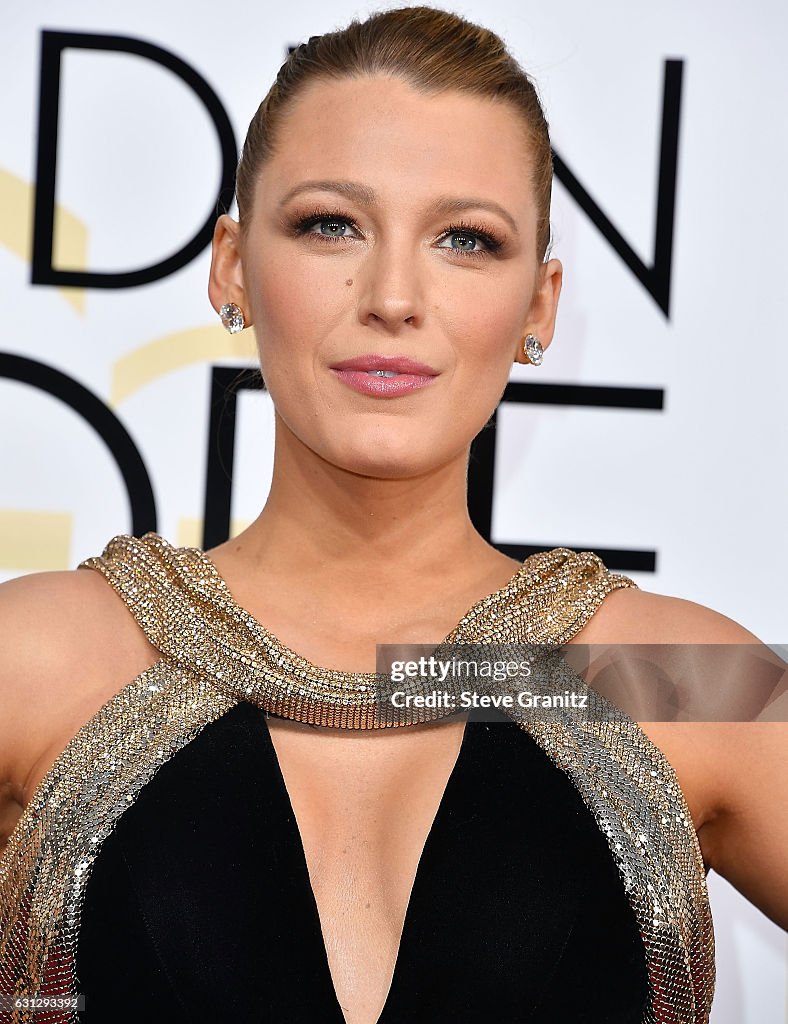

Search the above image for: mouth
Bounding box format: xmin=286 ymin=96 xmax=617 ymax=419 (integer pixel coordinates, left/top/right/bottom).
xmin=328 ymin=354 xmax=439 ymax=399
xmin=329 ymin=354 xmax=439 ymax=376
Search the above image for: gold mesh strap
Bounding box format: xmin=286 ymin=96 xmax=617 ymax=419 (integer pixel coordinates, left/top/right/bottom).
xmin=75 ymin=532 xmax=639 ymax=727
xmin=513 ymin=653 xmax=715 ymax=1023
xmin=0 ymin=660 xmax=235 ymax=1022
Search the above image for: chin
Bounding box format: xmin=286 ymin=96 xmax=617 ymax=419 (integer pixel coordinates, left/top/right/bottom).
xmin=328 ymin=440 xmax=439 ymax=480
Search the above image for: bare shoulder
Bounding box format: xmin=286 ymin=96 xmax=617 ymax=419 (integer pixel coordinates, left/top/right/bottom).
xmin=571 ymin=583 xmax=763 ymax=645
xmin=0 ymin=566 xmax=161 ymax=826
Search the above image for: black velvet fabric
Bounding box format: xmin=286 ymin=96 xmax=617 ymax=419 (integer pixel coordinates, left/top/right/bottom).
xmin=76 ymin=701 xmax=650 ymax=1022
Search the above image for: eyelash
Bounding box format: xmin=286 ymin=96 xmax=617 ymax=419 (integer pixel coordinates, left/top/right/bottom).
xmin=286 ymin=206 xmax=504 ymax=259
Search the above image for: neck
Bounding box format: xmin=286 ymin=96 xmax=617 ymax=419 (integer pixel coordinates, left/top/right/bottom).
xmin=229 ymin=415 xmax=507 ymax=599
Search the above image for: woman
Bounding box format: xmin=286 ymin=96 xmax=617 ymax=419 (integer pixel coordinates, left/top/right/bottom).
xmin=0 ymin=6 xmax=785 ymax=1023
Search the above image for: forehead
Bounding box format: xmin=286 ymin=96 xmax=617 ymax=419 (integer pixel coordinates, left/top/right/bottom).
xmin=260 ymin=75 xmax=535 ymax=225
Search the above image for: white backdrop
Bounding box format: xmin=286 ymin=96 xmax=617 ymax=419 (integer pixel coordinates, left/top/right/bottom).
xmin=1 ymin=2 xmax=786 ymax=1019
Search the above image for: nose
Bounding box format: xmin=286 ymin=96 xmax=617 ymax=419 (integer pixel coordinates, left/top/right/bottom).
xmin=356 ymin=233 xmax=425 ymax=332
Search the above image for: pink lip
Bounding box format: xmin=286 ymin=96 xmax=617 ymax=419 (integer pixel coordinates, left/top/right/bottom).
xmin=329 ymin=353 xmax=440 ymax=399
xmin=330 ymin=354 xmax=438 ymax=375
xmin=331 ymin=369 xmax=437 ymax=397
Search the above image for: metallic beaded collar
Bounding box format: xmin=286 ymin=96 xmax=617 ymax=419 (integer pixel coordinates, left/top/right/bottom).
xmin=77 ymin=531 xmax=638 ymax=729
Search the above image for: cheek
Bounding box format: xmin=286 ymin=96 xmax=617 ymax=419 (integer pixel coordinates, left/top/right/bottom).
xmin=251 ymin=251 xmax=339 ymax=338
xmin=247 ymin=249 xmax=348 ymax=394
xmin=437 ymin=273 xmax=525 ymax=375
xmin=431 ymin=280 xmax=526 ymax=439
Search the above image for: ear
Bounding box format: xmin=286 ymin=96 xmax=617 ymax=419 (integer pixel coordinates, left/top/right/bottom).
xmin=207 ymin=214 xmax=254 ymax=327
xmin=512 ymin=258 xmax=563 ymax=365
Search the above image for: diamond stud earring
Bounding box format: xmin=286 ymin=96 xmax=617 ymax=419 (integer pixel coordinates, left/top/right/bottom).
xmin=523 ymin=333 xmax=544 ymax=365
xmin=219 ymin=302 xmax=246 ymax=334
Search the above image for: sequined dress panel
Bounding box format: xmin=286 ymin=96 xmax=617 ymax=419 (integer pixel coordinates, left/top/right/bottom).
xmin=0 ymin=532 xmax=715 ymax=1023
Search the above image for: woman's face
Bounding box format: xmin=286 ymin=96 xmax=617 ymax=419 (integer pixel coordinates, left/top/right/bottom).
xmin=211 ymin=75 xmax=562 ymax=479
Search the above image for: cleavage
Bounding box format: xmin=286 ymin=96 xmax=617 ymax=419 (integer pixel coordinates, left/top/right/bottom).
xmin=263 ymin=711 xmax=470 ymax=1024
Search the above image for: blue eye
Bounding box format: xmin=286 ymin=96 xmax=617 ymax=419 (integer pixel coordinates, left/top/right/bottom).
xmin=289 ymin=208 xmax=504 ymax=259
xmin=316 ymin=218 xmax=350 ymax=237
xmin=290 ymin=210 xmax=361 ymax=241
xmin=443 ymin=231 xmax=483 ymax=252
xmin=436 ymin=223 xmax=502 ymax=259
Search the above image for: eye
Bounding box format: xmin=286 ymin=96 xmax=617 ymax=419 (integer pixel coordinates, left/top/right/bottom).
xmin=289 ymin=208 xmax=362 ymax=243
xmin=439 ymin=231 xmax=483 ymax=252
xmin=436 ymin=223 xmax=503 ymax=259
xmin=313 ymin=216 xmax=354 ymax=238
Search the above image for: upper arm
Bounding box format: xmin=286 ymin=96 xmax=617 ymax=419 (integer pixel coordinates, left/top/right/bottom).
xmin=700 ymin=720 xmax=788 ymax=930
xmin=0 ymin=567 xmax=162 ymax=803
xmin=573 ymin=584 xmax=788 ymax=930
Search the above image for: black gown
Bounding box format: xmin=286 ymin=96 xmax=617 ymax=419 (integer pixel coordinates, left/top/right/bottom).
xmin=76 ymin=703 xmax=650 ymax=1022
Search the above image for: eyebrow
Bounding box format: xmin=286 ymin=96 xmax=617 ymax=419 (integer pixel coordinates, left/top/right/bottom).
xmin=277 ymin=179 xmax=520 ymax=236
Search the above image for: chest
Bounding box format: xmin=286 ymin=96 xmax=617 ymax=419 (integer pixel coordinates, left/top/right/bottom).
xmin=264 ymin=716 xmax=466 ymax=1023
xmin=301 ymin=833 xmax=410 ymax=1023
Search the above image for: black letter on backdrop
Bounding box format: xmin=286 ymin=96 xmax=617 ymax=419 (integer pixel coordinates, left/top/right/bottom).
xmin=0 ymin=353 xmax=156 ymax=535
xmin=552 ymin=59 xmax=683 ymax=318
xmin=201 ymin=367 xmax=658 ymax=572
xmin=32 ymin=30 xmax=238 ymax=289
xmin=202 ymin=367 xmax=264 ymax=551
xmin=468 ymin=383 xmax=661 ymax=572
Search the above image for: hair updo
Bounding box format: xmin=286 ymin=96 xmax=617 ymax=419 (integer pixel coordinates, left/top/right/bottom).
xmin=234 ymin=5 xmax=554 ymax=263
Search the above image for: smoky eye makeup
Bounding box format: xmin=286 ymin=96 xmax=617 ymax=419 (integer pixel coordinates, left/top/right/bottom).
xmin=281 ymin=204 xmax=509 ymax=260
xmin=437 ymin=221 xmax=505 ymax=257
xmin=282 ymin=206 xmax=362 ymax=240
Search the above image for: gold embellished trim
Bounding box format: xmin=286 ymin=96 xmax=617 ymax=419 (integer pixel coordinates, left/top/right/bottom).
xmin=513 ymin=654 xmax=715 ymax=1023
xmin=74 ymin=532 xmax=639 ymax=728
xmin=0 ymin=659 xmax=235 ymax=1021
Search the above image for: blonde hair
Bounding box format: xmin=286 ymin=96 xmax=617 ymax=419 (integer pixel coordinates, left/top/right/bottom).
xmin=235 ymin=5 xmax=554 ymax=261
